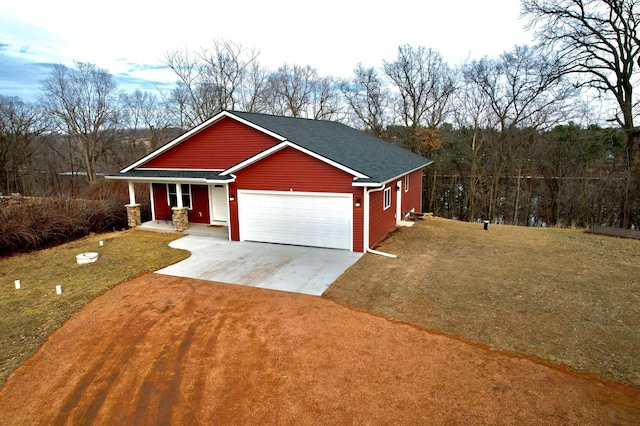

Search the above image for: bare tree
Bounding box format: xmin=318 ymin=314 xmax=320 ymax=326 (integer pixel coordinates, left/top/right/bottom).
xmin=263 ymin=64 xmax=340 ymax=119
xmin=163 ymin=49 xmax=219 ymax=126
xmin=463 ymin=45 xmax=572 ymax=221
xmin=163 ymin=40 xmax=263 ymax=127
xmin=40 ymin=62 xmax=121 ymax=184
xmin=199 ymin=39 xmax=261 ymax=111
xmin=384 ymin=45 xmax=457 ymax=125
xmin=451 ymin=82 xmax=492 ymax=222
xmin=309 ymin=75 xmax=341 ymax=120
xmin=0 ymin=96 xmax=49 ymax=194
xmin=340 ymin=64 xmax=392 ymax=138
xmin=265 ymin=64 xmax=317 ymax=117
xmin=240 ymin=60 xmax=270 ymax=113
xmin=122 ymin=90 xmax=175 ymax=151
xmin=522 ymin=0 xmax=640 ymax=227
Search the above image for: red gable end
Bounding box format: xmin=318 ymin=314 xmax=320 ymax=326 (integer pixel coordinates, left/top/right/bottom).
xmin=142 ymin=117 xmax=280 ymax=170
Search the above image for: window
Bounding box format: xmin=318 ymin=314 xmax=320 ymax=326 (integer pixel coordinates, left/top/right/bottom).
xmin=383 ymin=187 xmax=391 ymax=210
xmin=167 ymin=184 xmax=192 ymax=209
xmin=404 ymin=174 xmax=409 ymax=192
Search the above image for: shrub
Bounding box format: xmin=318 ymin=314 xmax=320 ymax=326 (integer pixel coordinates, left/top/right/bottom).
xmin=0 ymin=180 xmax=149 ymax=257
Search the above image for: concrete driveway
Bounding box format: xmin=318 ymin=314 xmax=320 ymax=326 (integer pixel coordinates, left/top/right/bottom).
xmin=156 ymin=235 xmax=363 ymax=296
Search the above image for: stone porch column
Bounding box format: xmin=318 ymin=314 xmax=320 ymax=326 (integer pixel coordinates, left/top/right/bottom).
xmin=125 ymin=204 xmax=141 ymax=228
xmin=172 ymin=207 xmax=189 ymax=232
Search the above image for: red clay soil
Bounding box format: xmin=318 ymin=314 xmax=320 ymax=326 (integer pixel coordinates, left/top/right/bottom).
xmin=0 ymin=273 xmax=638 ymax=425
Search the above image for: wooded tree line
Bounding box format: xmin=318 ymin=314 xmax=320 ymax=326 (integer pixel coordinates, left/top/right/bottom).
xmin=1 ymin=0 xmax=638 ymax=228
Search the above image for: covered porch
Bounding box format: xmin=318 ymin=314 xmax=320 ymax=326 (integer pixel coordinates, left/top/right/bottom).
xmin=106 ymin=169 xmax=235 ymax=235
xmin=136 ymin=220 xmax=229 ymax=239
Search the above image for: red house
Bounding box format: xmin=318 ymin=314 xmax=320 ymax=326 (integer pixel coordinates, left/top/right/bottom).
xmin=108 ymin=111 xmax=432 ymax=253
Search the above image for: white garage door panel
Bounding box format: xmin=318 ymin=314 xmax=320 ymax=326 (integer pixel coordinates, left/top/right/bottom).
xmin=239 ymin=192 xmax=352 ymax=250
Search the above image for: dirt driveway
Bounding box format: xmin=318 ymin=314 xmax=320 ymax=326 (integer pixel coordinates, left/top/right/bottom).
xmin=0 ymin=274 xmax=638 ymax=425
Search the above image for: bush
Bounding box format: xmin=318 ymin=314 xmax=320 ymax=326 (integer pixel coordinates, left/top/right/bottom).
xmin=0 ymin=180 xmax=148 ymax=257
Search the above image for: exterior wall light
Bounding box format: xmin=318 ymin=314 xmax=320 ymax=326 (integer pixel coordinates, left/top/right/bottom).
xmin=229 ymin=194 xmax=235 ymax=202
xmin=355 ymin=198 xmax=361 ymax=207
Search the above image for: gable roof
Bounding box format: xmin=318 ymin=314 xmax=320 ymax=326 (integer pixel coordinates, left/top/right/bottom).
xmin=227 ymin=111 xmax=431 ymax=184
xmin=113 ymin=110 xmax=432 ymax=185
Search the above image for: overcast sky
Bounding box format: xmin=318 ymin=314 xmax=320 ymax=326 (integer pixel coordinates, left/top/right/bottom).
xmin=1 ymin=0 xmax=533 ymax=101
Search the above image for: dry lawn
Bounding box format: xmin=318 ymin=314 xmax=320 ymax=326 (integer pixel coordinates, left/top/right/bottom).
xmin=325 ymin=217 xmax=640 ymax=386
xmin=0 ymin=230 xmax=189 ymax=387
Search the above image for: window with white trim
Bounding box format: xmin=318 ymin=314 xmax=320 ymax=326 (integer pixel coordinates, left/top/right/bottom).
xmin=404 ymin=174 xmax=409 ymax=192
xmin=383 ymin=187 xmax=391 ymax=210
xmin=167 ymin=184 xmax=192 ymax=209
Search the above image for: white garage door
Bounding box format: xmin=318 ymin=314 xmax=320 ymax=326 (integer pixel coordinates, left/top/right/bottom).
xmin=238 ymin=191 xmax=352 ymax=250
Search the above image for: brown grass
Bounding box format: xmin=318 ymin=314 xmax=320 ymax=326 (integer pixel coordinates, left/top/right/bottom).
xmin=325 ymin=217 xmax=640 ymax=386
xmin=0 ymin=230 xmax=189 ymax=387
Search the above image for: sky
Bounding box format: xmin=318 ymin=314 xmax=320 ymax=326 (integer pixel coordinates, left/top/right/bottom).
xmin=0 ymin=0 xmax=533 ymax=101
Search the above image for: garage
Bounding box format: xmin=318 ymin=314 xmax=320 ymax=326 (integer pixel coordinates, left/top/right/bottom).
xmin=238 ymin=191 xmax=352 ymax=250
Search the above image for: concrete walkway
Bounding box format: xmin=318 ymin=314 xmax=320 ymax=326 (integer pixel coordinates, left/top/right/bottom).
xmin=156 ymin=235 xmax=363 ymax=296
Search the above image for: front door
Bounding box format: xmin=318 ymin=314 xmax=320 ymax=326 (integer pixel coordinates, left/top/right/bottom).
xmin=211 ymin=185 xmax=228 ymax=223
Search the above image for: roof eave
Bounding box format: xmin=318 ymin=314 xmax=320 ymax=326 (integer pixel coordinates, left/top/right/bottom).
xmin=120 ymin=110 xmax=288 ymax=173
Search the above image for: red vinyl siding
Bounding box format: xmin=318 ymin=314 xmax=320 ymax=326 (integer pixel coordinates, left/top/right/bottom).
xmin=352 ymin=187 xmax=365 ymax=252
xmin=402 ymin=169 xmax=424 ymax=214
xmin=368 ymin=169 xmax=425 ymax=248
xmin=229 ymin=147 xmax=365 ymax=251
xmin=233 ymin=147 xmax=355 ymax=192
xmin=368 ymin=182 xmax=397 ymax=248
xmin=152 ymin=183 xmax=210 ymax=224
xmin=229 ymin=188 xmax=240 ymax=241
xmin=189 ymin=185 xmax=210 ymax=224
xmin=143 ymin=117 xmax=280 ymax=170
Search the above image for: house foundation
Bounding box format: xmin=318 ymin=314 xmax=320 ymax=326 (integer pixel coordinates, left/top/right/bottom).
xmin=125 ymin=204 xmax=141 ymax=227
xmin=172 ymin=207 xmax=189 ymax=232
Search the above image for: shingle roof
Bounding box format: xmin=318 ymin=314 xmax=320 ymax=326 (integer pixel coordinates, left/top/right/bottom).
xmin=229 ymin=111 xmax=431 ymax=183
xmin=108 ymin=169 xmax=231 ymax=182
xmin=110 ymin=111 xmax=432 ymax=184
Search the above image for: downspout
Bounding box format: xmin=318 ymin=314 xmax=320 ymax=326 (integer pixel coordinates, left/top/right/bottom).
xmin=364 ymin=184 xmax=398 ymax=259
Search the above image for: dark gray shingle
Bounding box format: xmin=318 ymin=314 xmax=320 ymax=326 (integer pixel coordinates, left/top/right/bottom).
xmin=229 ymin=111 xmax=431 ymax=183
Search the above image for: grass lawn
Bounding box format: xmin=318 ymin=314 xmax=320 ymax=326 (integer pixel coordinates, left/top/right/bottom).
xmin=0 ymin=230 xmax=189 ymax=387
xmin=325 ymin=217 xmax=640 ymax=387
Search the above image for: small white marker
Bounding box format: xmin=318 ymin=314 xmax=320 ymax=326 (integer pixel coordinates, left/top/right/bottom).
xmin=56 ymin=285 xmax=62 ymax=295
xmin=14 ymin=280 xmax=20 ymax=289
xmin=99 ymin=240 xmax=104 ymax=247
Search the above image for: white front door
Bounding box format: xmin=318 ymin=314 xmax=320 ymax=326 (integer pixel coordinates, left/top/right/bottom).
xmin=211 ymin=185 xmax=228 ymax=222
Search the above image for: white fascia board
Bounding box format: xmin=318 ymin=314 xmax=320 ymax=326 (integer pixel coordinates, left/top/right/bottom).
xmin=135 ymin=167 xmax=224 ymax=172
xmin=224 ymin=111 xmax=288 ymax=142
xmin=352 ymin=182 xmax=384 ymax=188
xmin=120 ymin=111 xmax=287 ymax=173
xmin=106 ymin=175 xmax=235 ymax=184
xmin=221 ymin=140 xmax=369 ymax=179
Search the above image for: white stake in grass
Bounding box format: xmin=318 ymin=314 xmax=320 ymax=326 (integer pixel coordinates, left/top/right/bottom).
xmin=14 ymin=280 xmax=20 ymax=289
xmin=56 ymin=285 xmax=62 ymax=295
xmin=99 ymin=240 xmax=104 ymax=247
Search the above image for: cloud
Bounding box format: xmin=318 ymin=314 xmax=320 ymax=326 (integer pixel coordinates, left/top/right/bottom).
xmin=114 ymin=71 xmax=176 ymax=94
xmin=0 ymin=51 xmax=57 ymax=100
xmin=0 ymin=49 xmax=177 ymax=101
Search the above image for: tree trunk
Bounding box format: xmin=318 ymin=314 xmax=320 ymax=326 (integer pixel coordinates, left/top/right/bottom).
xmin=622 ymin=130 xmax=640 ymax=228
xmin=512 ymin=165 xmax=523 ymax=225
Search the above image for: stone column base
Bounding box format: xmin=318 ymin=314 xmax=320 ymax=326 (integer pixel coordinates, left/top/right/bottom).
xmin=125 ymin=204 xmax=141 ymax=228
xmin=172 ymin=207 xmax=189 ymax=232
